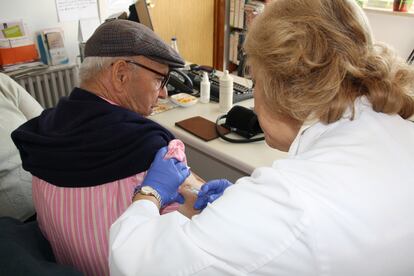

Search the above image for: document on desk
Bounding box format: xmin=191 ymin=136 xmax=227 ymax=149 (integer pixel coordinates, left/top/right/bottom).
xmin=150 ymin=98 xmax=178 ymax=115
xmin=175 ymin=116 xmax=230 ymax=141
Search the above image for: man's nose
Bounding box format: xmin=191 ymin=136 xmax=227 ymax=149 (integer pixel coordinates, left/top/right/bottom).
xmin=158 ymin=86 xmax=168 ymax=99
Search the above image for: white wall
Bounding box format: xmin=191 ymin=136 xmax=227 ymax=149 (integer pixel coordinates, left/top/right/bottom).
xmin=1 ymin=2 xmax=413 ymax=65
xmin=0 ymin=0 xmax=136 ymax=65
xmin=0 ymin=0 xmax=81 ymax=64
xmin=364 ymin=10 xmax=414 ymax=60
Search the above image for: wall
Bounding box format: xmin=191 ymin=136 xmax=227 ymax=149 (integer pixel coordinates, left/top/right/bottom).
xmin=149 ymin=0 xmax=215 ymax=66
xmin=0 ymin=0 xmax=214 ymax=66
xmin=364 ymin=10 xmax=414 ymax=59
xmin=1 ymin=1 xmax=413 ymax=66
xmin=0 ymin=0 xmax=81 ymax=64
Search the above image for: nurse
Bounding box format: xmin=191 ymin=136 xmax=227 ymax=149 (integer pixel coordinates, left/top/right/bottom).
xmin=109 ymin=0 xmax=414 ymax=275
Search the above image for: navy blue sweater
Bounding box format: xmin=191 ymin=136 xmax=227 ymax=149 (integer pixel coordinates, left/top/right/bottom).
xmin=11 ymin=88 xmax=174 ymax=187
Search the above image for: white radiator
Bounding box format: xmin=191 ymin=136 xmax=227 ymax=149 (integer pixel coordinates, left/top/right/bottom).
xmin=15 ymin=64 xmax=79 ymax=108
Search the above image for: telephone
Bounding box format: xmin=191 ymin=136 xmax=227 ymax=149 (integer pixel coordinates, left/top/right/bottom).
xmin=166 ymin=69 xmax=194 ymax=95
xmin=166 ymin=66 xmax=254 ymax=103
xmin=167 ymin=65 xmax=214 ymax=95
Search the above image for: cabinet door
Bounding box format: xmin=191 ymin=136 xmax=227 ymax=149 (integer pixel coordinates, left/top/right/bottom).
xmin=149 ymin=0 xmax=215 ymax=66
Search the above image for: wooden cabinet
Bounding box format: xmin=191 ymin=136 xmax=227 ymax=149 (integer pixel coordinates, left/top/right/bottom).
xmin=149 ymin=0 xmax=215 ymax=66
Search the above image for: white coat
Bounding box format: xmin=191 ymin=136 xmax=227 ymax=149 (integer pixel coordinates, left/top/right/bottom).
xmin=109 ymin=98 xmax=414 ymax=276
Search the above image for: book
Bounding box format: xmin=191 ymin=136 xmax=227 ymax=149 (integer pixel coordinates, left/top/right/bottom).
xmin=36 ymin=33 xmax=50 ymax=65
xmin=234 ymin=0 xmax=240 ymax=29
xmin=44 ymin=29 xmax=69 ymax=65
xmin=238 ymin=0 xmax=246 ymax=29
xmin=37 ymin=28 xmax=69 ymax=66
xmin=230 ymin=0 xmax=235 ymax=27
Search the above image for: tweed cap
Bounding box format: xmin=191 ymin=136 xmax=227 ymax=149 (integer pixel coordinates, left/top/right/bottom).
xmin=84 ymin=19 xmax=184 ymax=68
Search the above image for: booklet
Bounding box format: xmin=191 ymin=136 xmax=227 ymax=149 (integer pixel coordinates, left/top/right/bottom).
xmin=37 ymin=28 xmax=69 ymax=65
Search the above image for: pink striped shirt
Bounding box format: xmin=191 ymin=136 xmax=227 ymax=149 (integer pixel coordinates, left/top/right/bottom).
xmin=33 ymin=139 xmax=186 ymax=276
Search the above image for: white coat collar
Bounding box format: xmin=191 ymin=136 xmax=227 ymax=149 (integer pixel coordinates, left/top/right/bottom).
xmin=288 ymin=97 xmax=372 ymax=156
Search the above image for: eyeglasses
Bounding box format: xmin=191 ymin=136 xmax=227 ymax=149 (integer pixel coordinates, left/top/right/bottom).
xmin=123 ymin=60 xmax=170 ymax=90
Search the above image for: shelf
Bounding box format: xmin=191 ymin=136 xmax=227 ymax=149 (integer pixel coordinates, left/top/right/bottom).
xmin=363 ymin=7 xmax=414 ymax=17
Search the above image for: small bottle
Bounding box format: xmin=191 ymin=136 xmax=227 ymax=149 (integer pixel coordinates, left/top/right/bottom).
xmin=171 ymin=37 xmax=179 ymax=54
xmin=219 ymin=70 xmax=233 ymax=112
xmin=200 ymin=72 xmax=210 ymax=103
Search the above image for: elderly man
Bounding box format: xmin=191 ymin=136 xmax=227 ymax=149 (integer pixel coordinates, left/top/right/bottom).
xmin=11 ymin=19 xmax=189 ymax=276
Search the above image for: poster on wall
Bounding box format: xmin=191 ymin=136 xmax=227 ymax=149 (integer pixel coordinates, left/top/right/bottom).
xmin=55 ymin=0 xmax=99 ymax=22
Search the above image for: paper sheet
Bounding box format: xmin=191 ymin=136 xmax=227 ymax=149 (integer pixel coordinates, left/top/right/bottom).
xmin=0 ymin=20 xmax=26 ymax=39
xmin=56 ymin=0 xmax=99 ymax=22
xmin=78 ymin=18 xmax=100 ymax=42
xmin=106 ymin=0 xmax=135 ymax=16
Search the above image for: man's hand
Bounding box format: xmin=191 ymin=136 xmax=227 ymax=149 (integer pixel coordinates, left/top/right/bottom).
xmin=194 ymin=179 xmax=232 ymax=210
xmin=141 ymin=146 xmax=190 ymax=207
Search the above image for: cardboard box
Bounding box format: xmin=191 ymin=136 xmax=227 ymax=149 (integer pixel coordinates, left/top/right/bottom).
xmin=0 ymin=44 xmax=38 ymax=66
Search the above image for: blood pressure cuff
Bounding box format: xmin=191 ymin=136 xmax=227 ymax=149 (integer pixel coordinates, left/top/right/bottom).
xmin=223 ymin=105 xmax=263 ymax=138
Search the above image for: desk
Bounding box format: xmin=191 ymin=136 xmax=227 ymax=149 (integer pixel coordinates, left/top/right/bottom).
xmin=151 ymin=98 xmax=287 ymax=182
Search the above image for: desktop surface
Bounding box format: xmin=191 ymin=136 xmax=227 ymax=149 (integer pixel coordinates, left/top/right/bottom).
xmin=150 ymin=98 xmax=287 ymax=181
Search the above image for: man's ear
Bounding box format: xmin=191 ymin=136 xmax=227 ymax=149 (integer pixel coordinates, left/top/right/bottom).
xmin=111 ymin=60 xmax=130 ymax=93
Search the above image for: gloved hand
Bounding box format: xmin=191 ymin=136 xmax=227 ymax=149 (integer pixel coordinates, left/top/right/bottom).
xmin=142 ymin=146 xmax=190 ymax=207
xmin=194 ymin=179 xmax=232 ymax=210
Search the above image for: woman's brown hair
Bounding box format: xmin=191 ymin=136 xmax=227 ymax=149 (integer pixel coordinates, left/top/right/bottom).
xmin=244 ymin=0 xmax=414 ymax=123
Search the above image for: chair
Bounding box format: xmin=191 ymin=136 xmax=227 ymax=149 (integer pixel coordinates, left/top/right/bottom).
xmin=0 ymin=217 xmax=82 ymax=276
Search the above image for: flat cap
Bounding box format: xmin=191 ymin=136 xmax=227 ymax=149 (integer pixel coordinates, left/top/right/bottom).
xmin=84 ymin=19 xmax=184 ymax=68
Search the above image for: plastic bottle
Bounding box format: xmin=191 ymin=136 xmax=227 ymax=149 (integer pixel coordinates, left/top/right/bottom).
xmin=200 ymin=72 xmax=210 ymax=103
xmin=219 ymin=70 xmax=233 ymax=112
xmin=171 ymin=37 xmax=179 ymax=54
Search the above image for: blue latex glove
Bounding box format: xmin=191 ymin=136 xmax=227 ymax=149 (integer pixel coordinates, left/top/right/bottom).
xmin=142 ymin=146 xmax=190 ymax=207
xmin=194 ymin=179 xmax=232 ymax=210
